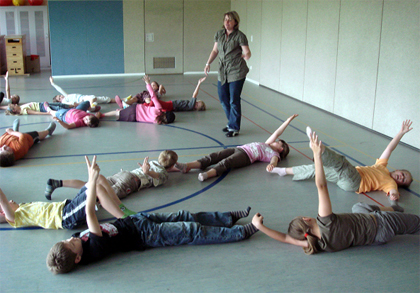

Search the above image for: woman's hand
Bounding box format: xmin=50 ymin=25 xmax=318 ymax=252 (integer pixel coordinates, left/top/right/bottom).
xmin=204 ymin=64 xmax=210 ymax=76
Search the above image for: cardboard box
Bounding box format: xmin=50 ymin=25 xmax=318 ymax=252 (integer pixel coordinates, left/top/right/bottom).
xmin=25 ymin=55 xmax=40 ymax=73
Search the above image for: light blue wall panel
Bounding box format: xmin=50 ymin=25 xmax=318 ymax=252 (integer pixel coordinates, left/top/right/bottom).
xmin=260 ymin=0 xmax=282 ymax=91
xmin=245 ymin=0 xmax=262 ymax=83
xmin=49 ymin=1 xmax=124 ymax=75
xmin=374 ymin=0 xmax=420 ymax=148
xmin=303 ymin=0 xmax=340 ymax=112
xmin=279 ymin=0 xmax=307 ymax=100
xmin=334 ymin=0 xmax=383 ymax=128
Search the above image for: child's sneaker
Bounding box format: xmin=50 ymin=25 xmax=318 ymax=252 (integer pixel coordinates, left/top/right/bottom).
xmin=45 ymin=122 xmax=56 ymax=136
xmin=13 ymin=118 xmax=20 ymax=132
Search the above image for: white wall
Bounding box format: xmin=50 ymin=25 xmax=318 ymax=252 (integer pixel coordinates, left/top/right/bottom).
xmin=239 ymin=0 xmax=419 ymax=149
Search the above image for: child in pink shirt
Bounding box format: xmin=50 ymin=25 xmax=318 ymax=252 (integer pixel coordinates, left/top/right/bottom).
xmin=175 ymin=114 xmax=298 ymax=181
xmin=102 ymin=75 xmax=175 ymax=124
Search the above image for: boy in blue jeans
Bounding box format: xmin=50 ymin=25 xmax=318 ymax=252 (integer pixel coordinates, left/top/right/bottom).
xmin=49 ymin=101 xmax=100 ymax=129
xmin=0 ymin=172 xmax=134 ymax=229
xmin=46 ymin=156 xmax=258 ymax=274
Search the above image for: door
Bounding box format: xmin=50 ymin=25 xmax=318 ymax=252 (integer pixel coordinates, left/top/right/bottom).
xmin=0 ymin=6 xmax=50 ymax=69
xmin=144 ymin=0 xmax=183 ymax=74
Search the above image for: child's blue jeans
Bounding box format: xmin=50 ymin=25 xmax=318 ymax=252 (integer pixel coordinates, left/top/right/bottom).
xmin=130 ymin=210 xmax=246 ymax=247
xmin=55 ymin=101 xmax=90 ymax=122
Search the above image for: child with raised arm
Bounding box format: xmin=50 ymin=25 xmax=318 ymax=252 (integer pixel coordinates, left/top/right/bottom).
xmin=0 ymin=119 xmax=56 ymax=167
xmin=118 ymin=79 xmax=167 ymax=108
xmin=45 ymin=150 xmax=178 ymax=200
xmin=175 ymin=114 xmax=298 ymax=181
xmin=50 ymin=76 xmax=115 ymax=109
xmin=0 ymin=71 xmax=20 ymax=106
xmin=252 ymin=129 xmax=419 ymax=254
xmin=46 ymin=156 xmax=259 ymax=274
xmin=275 ymin=120 xmax=413 ymax=201
xmin=3 ymin=101 xmax=72 ymax=115
xmin=102 ymin=75 xmax=175 ymax=125
xmin=0 ymin=165 xmax=134 ymax=229
xmin=49 ymin=101 xmax=101 ymax=129
xmin=116 ymin=77 xmax=206 ymax=112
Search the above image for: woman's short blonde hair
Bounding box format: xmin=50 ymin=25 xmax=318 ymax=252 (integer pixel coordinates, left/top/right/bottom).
xmin=223 ymin=11 xmax=240 ymax=30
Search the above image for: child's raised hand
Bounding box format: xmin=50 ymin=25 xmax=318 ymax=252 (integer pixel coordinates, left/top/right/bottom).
xmin=49 ymin=76 xmax=54 ymax=84
xmin=85 ymin=155 xmax=100 ymax=182
xmin=143 ymin=75 xmax=151 ymax=84
xmin=139 ymin=156 xmax=150 ymax=174
xmin=252 ymin=213 xmax=264 ymax=229
xmin=310 ymin=132 xmax=322 ymax=156
xmin=400 ymin=119 xmax=413 ymax=135
xmin=287 ymin=114 xmax=298 ymax=121
xmin=198 ymin=76 xmax=207 ymax=84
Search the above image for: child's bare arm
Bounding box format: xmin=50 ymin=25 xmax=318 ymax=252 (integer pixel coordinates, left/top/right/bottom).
xmin=26 ymin=110 xmax=50 ymax=115
xmin=310 ymin=132 xmax=332 ymax=217
xmin=49 ymin=76 xmax=68 ymax=96
xmin=252 ymin=213 xmax=308 ymax=247
xmin=0 ymin=188 xmax=15 ymax=222
xmin=266 ymin=156 xmax=279 ymax=172
xmin=84 ymin=156 xmax=102 ymax=236
xmin=158 ymin=85 xmax=166 ymax=95
xmin=265 ymin=114 xmax=298 ymax=144
xmin=4 ymin=71 xmax=11 ymax=100
xmin=379 ymin=120 xmax=413 ymax=160
xmin=138 ymin=157 xmax=160 ymax=179
xmin=5 ymin=129 xmax=23 ymax=138
xmin=53 ymin=117 xmax=76 ymax=129
xmin=192 ymin=77 xmax=207 ymax=99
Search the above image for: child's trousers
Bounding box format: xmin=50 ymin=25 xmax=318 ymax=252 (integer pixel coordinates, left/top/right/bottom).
xmin=130 ymin=210 xmax=246 ymax=247
xmin=292 ymin=147 xmax=361 ymax=192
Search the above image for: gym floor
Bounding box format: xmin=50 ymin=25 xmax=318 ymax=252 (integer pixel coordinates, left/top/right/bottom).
xmin=0 ymin=71 xmax=418 ymax=292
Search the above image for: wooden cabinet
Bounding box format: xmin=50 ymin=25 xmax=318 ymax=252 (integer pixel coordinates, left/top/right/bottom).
xmin=5 ymin=35 xmax=26 ymax=75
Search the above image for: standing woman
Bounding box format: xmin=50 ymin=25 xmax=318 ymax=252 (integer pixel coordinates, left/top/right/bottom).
xmin=204 ymin=11 xmax=251 ymax=137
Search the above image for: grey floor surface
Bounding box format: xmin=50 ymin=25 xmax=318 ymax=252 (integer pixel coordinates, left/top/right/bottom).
xmin=0 ymin=71 xmax=418 ymax=293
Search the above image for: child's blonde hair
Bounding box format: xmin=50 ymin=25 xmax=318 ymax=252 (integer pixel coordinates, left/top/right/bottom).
xmin=288 ymin=217 xmax=319 ymax=255
xmin=5 ymin=104 xmax=20 ymax=116
xmin=158 ymin=150 xmax=178 ymax=169
xmin=46 ymin=242 xmax=77 ymax=274
xmin=196 ymin=100 xmax=206 ymax=111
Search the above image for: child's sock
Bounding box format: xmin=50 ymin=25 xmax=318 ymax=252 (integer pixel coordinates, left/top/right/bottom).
xmin=243 ymin=223 xmax=259 ymax=238
xmin=388 ymin=198 xmax=404 ymax=212
xmin=270 ymin=167 xmax=287 ymax=176
xmin=45 ymin=122 xmax=56 ymax=136
xmin=13 ymin=118 xmax=20 ymax=132
xmin=306 ymin=126 xmax=313 ymax=148
xmin=231 ymin=206 xmax=251 ymax=224
xmin=119 ymin=204 xmax=137 ymax=218
xmin=175 ymin=162 xmax=188 ymax=173
xmin=45 ymin=179 xmax=63 ymax=200
xmin=198 ymin=172 xmax=208 ymax=182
